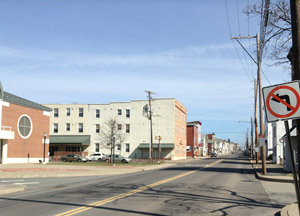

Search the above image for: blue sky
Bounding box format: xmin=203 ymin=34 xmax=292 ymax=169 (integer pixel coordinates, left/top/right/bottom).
xmin=0 ymin=0 xmax=290 ymax=146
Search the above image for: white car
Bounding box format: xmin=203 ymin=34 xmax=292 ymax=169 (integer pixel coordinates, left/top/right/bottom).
xmin=86 ymin=153 xmax=105 ymax=162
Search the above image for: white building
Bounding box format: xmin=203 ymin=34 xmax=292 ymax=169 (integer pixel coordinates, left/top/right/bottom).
xmin=265 ymin=121 xmax=290 ymax=164
xmin=45 ymin=98 xmax=187 ymax=160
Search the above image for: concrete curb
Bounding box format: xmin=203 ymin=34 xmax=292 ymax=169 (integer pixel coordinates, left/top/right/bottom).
xmin=281 ymin=203 xmax=298 ymax=216
xmin=250 ymin=160 xmax=294 ymax=183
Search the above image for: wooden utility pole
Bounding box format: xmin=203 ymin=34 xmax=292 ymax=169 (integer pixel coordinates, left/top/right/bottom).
xmin=251 ymin=117 xmax=254 ymax=159
xmin=254 ymin=79 xmax=259 ymax=164
xmin=231 ymin=35 xmax=265 ymax=172
xmin=256 ymin=33 xmax=267 ymax=175
xmin=256 ymin=34 xmax=264 ymax=136
xmin=145 ymin=91 xmax=154 ymax=162
xmin=289 ymin=0 xmax=300 ymax=213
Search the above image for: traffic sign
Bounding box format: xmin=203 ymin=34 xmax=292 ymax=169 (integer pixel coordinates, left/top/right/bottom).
xmin=263 ymin=81 xmax=300 ymax=122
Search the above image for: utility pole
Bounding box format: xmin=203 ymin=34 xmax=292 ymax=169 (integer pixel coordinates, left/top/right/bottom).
xmin=251 ymin=117 xmax=254 ymax=160
xmin=289 ymin=0 xmax=300 ymax=213
xmin=246 ymin=129 xmax=249 ymax=153
xmin=255 ymin=78 xmax=259 ymax=164
xmin=145 ymin=90 xmax=154 ymax=162
xmin=231 ymin=35 xmax=265 ymax=172
xmin=257 ymin=33 xmax=267 ymax=175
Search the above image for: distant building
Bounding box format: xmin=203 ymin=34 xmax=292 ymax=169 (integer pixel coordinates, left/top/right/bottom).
xmin=201 ymin=133 xmax=208 ymax=156
xmin=207 ymin=133 xmax=216 ymax=156
xmin=0 ymin=83 xmax=51 ymax=164
xmin=45 ymin=98 xmax=187 ymax=160
xmin=186 ymin=121 xmax=202 ymax=158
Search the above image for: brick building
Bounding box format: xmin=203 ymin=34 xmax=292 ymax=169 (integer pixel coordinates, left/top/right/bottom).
xmin=0 ymin=83 xmax=51 ymax=164
xmin=186 ymin=121 xmax=202 ymax=158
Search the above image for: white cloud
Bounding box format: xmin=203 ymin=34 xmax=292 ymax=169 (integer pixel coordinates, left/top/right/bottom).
xmin=0 ymin=42 xmax=289 ymax=145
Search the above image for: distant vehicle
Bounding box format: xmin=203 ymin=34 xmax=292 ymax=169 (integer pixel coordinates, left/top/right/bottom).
xmin=211 ymin=152 xmax=217 ymax=157
xmin=61 ymin=154 xmax=87 ymax=162
xmin=104 ymin=154 xmax=131 ymax=163
xmin=86 ymin=153 xmax=105 ymax=162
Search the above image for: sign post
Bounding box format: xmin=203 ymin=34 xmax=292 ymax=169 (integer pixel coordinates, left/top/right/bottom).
xmin=155 ymin=136 xmax=162 ymax=163
xmin=263 ymin=81 xmax=300 ymax=212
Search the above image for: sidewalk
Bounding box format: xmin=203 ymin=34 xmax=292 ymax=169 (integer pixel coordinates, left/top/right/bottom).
xmin=250 ymin=159 xmax=299 ymax=216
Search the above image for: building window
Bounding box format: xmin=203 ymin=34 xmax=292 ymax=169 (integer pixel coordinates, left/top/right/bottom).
xmin=96 ymin=109 xmax=100 ymax=118
xmin=118 ymin=124 xmax=122 ymax=131
xmin=125 ymin=143 xmax=130 ymax=153
xmin=54 ymin=108 xmax=59 ymax=117
xmin=78 ymin=108 xmax=84 ymax=117
xmin=118 ymin=109 xmax=122 ymax=115
xmin=78 ymin=123 xmax=83 ymax=133
xmin=66 ymin=123 xmax=70 ymax=132
xmin=53 ymin=123 xmax=58 ymax=133
xmin=126 ymin=124 xmax=130 ymax=133
xmin=95 ymin=143 xmax=100 ymax=152
xmin=117 ymin=144 xmax=121 ymax=151
xmin=66 ymin=108 xmax=71 ymax=116
xmin=18 ymin=115 xmax=32 ymax=138
xmin=96 ymin=124 xmax=100 ymax=133
xmin=126 ymin=109 xmax=130 ymax=118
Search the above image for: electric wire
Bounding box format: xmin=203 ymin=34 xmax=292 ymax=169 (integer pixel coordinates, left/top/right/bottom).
xmin=239 ymin=39 xmax=254 ymax=79
xmin=261 ymin=68 xmax=272 ymax=85
xmin=232 ymin=40 xmax=252 ymax=82
xmin=236 ymin=0 xmax=241 ymax=36
xmin=225 ymin=0 xmax=253 ymax=82
xmin=224 ymin=0 xmax=232 ymax=37
xmin=247 ymin=0 xmax=255 ymax=79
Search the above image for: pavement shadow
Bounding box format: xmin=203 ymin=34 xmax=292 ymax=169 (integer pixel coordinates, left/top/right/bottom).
xmin=0 ymin=182 xmax=284 ymax=216
xmin=161 ymin=166 xmax=255 ymax=174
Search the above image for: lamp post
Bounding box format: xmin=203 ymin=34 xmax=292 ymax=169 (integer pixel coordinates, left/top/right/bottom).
xmin=43 ymin=132 xmax=47 ymax=163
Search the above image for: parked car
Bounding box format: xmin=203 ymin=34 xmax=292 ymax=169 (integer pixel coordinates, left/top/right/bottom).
xmin=104 ymin=154 xmax=131 ymax=163
xmin=211 ymin=152 xmax=217 ymax=157
xmin=85 ymin=153 xmax=105 ymax=162
xmin=61 ymin=154 xmax=87 ymax=162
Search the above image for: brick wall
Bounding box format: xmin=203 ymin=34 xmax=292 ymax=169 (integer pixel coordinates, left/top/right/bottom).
xmin=2 ymin=103 xmax=50 ymax=159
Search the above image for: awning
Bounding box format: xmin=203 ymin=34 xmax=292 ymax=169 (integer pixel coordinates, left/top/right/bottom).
xmin=50 ymin=135 xmax=91 ymax=145
xmin=138 ymin=143 xmax=174 ymax=149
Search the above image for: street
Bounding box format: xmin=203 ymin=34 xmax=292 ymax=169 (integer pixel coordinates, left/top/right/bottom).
xmin=0 ymin=154 xmax=296 ymax=216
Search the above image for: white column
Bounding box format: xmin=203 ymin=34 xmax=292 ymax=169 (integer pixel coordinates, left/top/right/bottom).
xmin=2 ymin=140 xmax=7 ymax=164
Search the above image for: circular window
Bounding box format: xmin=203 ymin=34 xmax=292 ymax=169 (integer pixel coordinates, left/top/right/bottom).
xmin=18 ymin=115 xmax=33 ymax=139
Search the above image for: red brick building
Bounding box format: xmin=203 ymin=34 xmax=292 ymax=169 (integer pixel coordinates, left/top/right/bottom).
xmin=0 ymin=83 xmax=51 ymax=164
xmin=186 ymin=121 xmax=202 ymax=158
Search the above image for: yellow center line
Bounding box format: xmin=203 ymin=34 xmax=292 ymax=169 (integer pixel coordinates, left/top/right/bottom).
xmin=56 ymin=159 xmax=223 ymax=216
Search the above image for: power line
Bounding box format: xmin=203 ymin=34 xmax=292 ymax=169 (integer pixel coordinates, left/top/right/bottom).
xmin=224 ymin=0 xmax=232 ymax=37
xmin=231 ymin=40 xmax=253 ymax=82
xmin=236 ymin=0 xmax=241 ymax=35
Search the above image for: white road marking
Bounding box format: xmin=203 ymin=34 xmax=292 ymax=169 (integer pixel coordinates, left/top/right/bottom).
xmin=14 ymin=182 xmax=39 ymax=185
xmin=0 ymin=180 xmax=25 ymax=183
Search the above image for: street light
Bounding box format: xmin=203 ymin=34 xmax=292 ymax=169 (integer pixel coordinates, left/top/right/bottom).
xmin=43 ymin=132 xmax=47 ymax=163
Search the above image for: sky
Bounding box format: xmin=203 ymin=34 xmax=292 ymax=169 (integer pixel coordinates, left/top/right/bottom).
xmin=0 ymin=0 xmax=290 ymax=147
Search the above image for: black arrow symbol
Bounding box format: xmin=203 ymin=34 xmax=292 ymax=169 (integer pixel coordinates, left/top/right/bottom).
xmin=271 ymin=94 xmax=291 ymax=111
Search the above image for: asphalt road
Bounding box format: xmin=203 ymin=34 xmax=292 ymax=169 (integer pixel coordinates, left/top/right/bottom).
xmin=0 ymin=154 xmax=295 ymax=216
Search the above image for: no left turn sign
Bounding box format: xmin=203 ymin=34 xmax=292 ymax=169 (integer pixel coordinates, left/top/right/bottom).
xmin=263 ymin=81 xmax=300 ymax=122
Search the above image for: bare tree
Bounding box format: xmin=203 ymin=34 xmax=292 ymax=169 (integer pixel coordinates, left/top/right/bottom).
xmin=245 ymin=0 xmax=291 ymax=68
xmin=98 ymin=118 xmax=125 ymax=165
